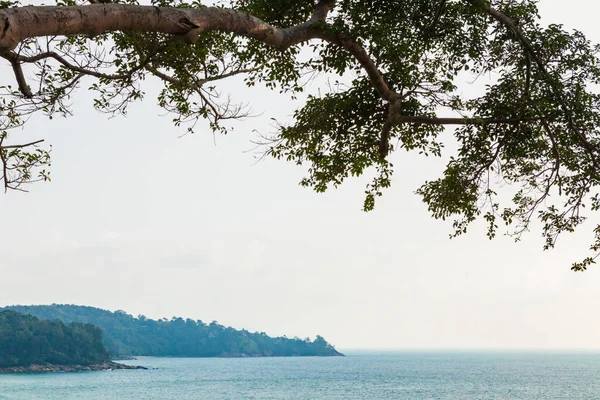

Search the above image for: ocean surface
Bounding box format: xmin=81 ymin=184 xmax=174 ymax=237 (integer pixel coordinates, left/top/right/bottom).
xmin=1 ymin=352 xmax=600 ymax=399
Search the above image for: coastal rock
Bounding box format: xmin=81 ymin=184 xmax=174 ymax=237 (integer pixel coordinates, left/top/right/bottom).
xmin=0 ymin=361 xmax=147 ymax=374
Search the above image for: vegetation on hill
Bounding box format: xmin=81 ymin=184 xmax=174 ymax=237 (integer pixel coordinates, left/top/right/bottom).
xmin=0 ymin=310 xmax=109 ymax=368
xmin=2 ymin=305 xmax=342 ymax=358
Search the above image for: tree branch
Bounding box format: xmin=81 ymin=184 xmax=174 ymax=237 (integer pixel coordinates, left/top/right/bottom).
xmin=315 ymin=30 xmax=397 ymax=102
xmin=197 ymin=68 xmax=258 ymax=85
xmin=0 ymin=5 xmax=331 ymax=51
xmin=8 ymin=50 xmax=130 ymax=81
xmin=1 ymin=51 xmax=33 ymax=98
xmin=395 ymin=116 xmax=535 ymax=125
xmin=0 ymin=139 xmax=44 ymax=149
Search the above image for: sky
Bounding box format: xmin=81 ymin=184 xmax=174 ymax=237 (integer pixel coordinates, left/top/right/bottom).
xmin=1 ymin=0 xmax=600 ymax=351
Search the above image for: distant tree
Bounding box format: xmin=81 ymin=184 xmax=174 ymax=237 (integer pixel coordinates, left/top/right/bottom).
xmin=1 ymin=0 xmax=599 ymax=268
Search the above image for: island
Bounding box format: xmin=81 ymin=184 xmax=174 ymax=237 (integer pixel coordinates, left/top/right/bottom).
xmin=2 ymin=304 xmax=343 ymax=358
xmin=0 ymin=310 xmax=146 ymax=373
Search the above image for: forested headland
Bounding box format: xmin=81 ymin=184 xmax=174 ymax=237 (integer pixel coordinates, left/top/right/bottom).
xmin=2 ymin=305 xmax=343 ymax=358
xmin=0 ymin=310 xmax=132 ymax=372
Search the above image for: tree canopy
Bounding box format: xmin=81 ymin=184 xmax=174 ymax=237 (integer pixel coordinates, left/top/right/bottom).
xmin=0 ymin=0 xmax=599 ymax=269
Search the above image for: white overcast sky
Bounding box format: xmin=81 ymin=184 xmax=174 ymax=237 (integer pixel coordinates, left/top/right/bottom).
xmin=1 ymin=0 xmax=600 ymax=350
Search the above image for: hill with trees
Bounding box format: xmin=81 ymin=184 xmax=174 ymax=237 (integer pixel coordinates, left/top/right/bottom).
xmin=0 ymin=310 xmax=110 ymax=368
xmin=2 ymin=305 xmax=343 ymax=358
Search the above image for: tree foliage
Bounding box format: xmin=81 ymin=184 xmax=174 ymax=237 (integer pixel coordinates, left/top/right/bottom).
xmin=0 ymin=310 xmax=109 ymax=368
xmin=0 ymin=0 xmax=599 ymax=269
xmin=2 ymin=305 xmax=343 ymax=357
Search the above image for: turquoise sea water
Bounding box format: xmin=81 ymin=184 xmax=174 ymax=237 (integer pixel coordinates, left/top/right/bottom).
xmin=1 ymin=352 xmax=600 ymax=399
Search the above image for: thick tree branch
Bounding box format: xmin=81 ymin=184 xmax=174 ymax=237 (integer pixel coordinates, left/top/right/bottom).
xmin=1 ymin=50 xmax=33 ymax=98
xmin=9 ymin=58 xmax=33 ymax=99
xmin=0 ymin=5 xmax=326 ymax=51
xmin=315 ymin=30 xmax=397 ymax=102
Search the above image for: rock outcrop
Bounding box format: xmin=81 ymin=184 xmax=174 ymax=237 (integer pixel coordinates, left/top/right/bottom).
xmin=0 ymin=361 xmax=147 ymax=374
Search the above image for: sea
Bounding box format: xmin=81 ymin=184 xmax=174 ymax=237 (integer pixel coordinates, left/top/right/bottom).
xmin=1 ymin=352 xmax=600 ymax=399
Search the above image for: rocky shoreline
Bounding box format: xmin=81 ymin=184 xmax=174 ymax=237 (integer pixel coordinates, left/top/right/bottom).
xmin=0 ymin=361 xmax=147 ymax=374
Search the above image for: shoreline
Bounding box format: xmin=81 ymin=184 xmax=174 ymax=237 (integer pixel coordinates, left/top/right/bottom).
xmin=0 ymin=361 xmax=147 ymax=374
